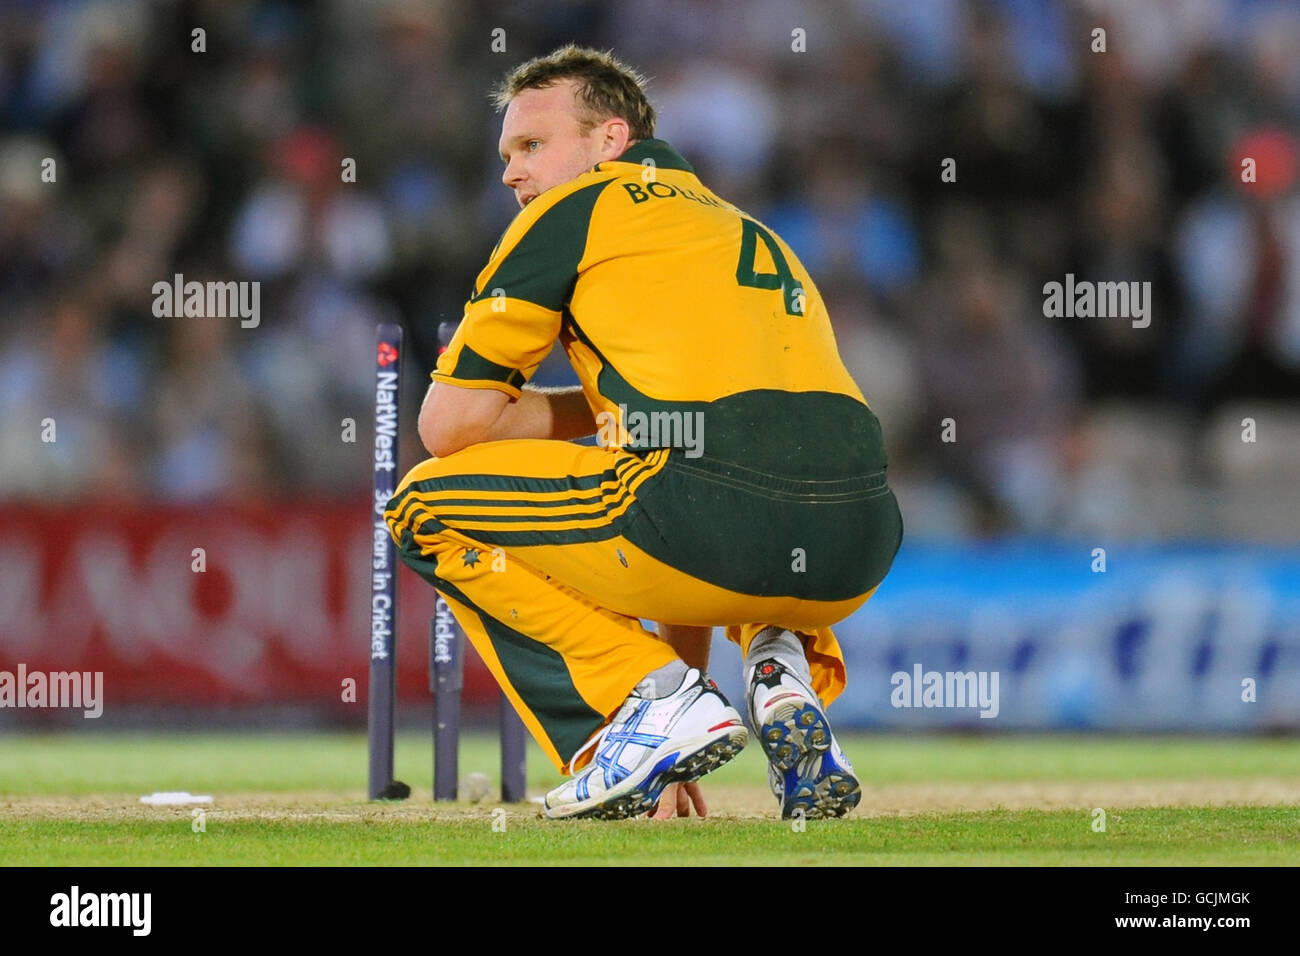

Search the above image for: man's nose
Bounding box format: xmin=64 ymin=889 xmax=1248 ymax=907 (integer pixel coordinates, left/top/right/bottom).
xmin=502 ymin=156 xmax=524 ymax=189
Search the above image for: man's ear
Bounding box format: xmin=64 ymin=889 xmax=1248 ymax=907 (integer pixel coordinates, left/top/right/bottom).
xmin=597 ymin=117 xmax=632 ymax=160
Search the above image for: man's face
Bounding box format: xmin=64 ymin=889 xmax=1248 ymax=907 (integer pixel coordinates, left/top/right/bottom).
xmin=498 ymin=80 xmax=613 ymax=210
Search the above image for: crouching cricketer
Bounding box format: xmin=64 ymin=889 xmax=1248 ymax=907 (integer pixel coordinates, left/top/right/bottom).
xmin=385 ymin=44 xmax=903 ymax=820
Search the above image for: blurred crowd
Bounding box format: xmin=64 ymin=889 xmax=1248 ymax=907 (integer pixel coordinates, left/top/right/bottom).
xmin=1 ymin=0 xmax=1298 ymax=539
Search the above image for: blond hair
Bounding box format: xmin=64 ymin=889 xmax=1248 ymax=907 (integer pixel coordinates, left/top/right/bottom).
xmin=490 ymin=43 xmax=656 ymax=141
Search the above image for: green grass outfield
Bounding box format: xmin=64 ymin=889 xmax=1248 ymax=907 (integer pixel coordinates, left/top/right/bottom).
xmin=1 ymin=732 xmax=1297 ymax=865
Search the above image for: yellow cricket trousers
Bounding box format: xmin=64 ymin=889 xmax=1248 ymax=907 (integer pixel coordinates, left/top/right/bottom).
xmin=385 ymin=440 xmax=903 ymax=773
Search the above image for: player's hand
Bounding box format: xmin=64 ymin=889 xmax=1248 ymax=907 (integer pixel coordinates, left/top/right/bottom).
xmin=647 ymin=781 xmax=706 ymax=819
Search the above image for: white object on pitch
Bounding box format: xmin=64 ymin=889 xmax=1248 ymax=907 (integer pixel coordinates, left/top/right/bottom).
xmin=461 ymin=772 xmax=492 ymax=802
xmin=140 ymin=792 xmax=214 ymax=805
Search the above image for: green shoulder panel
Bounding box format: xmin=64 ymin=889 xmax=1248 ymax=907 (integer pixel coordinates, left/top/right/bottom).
xmin=470 ymin=179 xmax=613 ymax=312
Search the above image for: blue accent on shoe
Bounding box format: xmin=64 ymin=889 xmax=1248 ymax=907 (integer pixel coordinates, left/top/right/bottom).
xmin=637 ymin=751 xmax=682 ymax=805
xmin=594 ymin=700 xmax=669 ymax=788
xmin=550 ymin=674 xmax=748 ymax=821
xmin=566 ymin=733 xmax=745 ymax=820
xmin=754 ymin=665 xmax=860 ymax=819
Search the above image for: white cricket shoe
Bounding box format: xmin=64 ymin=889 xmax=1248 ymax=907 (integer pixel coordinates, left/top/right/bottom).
xmin=747 ymin=643 xmax=861 ymax=819
xmin=544 ymin=668 xmax=747 ymax=820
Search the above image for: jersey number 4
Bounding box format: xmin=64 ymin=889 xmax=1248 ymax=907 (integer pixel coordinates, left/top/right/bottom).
xmin=735 ymin=218 xmax=803 ymax=316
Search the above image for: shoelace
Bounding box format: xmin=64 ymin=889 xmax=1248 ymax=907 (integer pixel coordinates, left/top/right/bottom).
xmin=565 ymin=668 xmax=705 ymax=780
xmin=566 ymin=697 xmax=638 ymax=778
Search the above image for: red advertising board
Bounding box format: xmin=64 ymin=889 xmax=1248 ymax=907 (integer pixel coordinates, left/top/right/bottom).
xmin=0 ymin=504 xmax=497 ymax=711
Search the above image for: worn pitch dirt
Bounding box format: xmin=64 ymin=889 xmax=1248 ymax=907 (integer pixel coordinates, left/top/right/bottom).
xmin=4 ymin=777 xmax=1297 ymax=824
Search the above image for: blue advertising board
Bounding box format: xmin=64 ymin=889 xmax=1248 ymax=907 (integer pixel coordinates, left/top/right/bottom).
xmin=710 ymin=543 xmax=1300 ymax=731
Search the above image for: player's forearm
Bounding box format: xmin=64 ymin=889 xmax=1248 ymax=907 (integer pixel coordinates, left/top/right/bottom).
xmin=483 ymin=385 xmax=595 ymax=442
xmin=658 ymin=624 xmax=712 ymax=672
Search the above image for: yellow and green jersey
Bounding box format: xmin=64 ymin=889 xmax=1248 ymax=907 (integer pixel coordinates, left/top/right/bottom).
xmin=433 ymin=138 xmax=886 ymax=478
xmin=395 ymin=142 xmax=903 ymax=754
